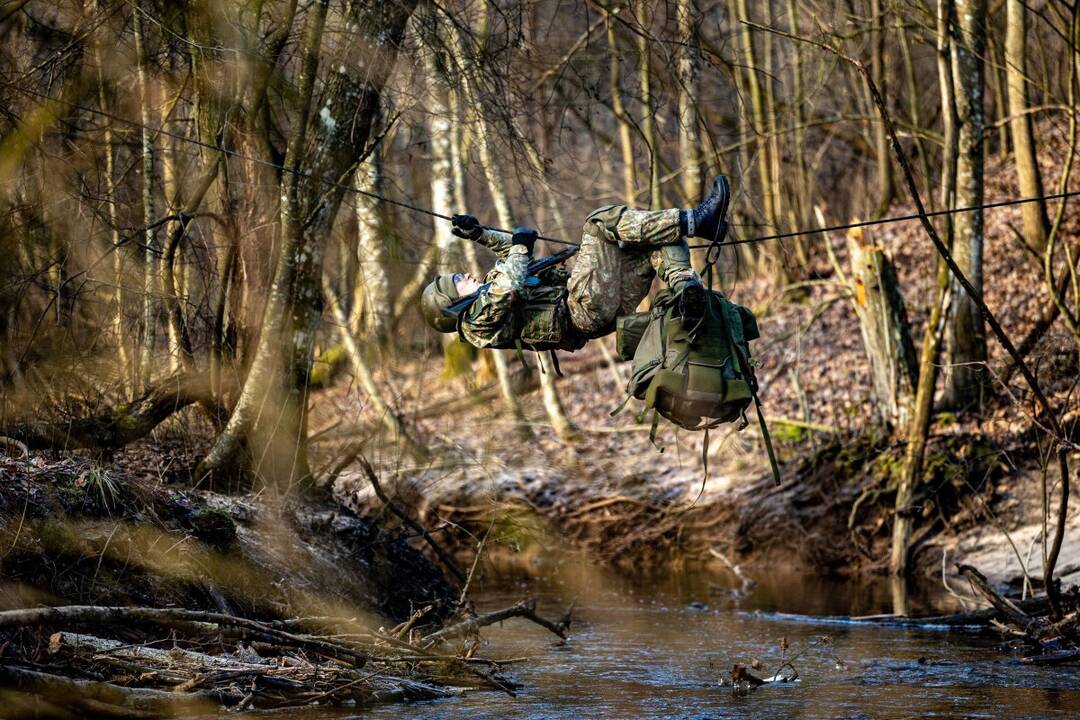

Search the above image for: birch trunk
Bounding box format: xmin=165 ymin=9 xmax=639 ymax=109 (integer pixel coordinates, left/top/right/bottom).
xmin=1005 ymin=0 xmax=1049 ymax=252
xmin=353 ymin=156 xmax=391 ymax=342
xmin=607 ymin=10 xmax=637 ymax=204
xmin=944 ymin=0 xmax=989 ymax=409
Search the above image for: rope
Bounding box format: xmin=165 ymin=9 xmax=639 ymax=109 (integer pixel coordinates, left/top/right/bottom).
xmin=8 ymin=82 xmax=1080 ymax=251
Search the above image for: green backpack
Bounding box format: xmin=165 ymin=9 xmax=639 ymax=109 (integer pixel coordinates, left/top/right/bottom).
xmin=612 ymin=288 xmax=781 ymax=485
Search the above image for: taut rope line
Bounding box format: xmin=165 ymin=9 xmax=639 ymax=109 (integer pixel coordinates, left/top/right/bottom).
xmin=8 ymin=82 xmax=1080 ymax=251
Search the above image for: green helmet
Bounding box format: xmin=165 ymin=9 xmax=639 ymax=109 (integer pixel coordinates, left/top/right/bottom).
xmin=421 ymin=274 xmax=460 ymax=333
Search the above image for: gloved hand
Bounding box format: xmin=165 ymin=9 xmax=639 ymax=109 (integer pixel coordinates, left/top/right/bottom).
xmin=451 ymin=213 xmax=483 ymax=240
xmin=511 ymin=226 xmax=538 ymax=255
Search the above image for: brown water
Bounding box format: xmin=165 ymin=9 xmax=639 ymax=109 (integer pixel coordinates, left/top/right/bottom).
xmin=297 ymin=565 xmax=1080 ymax=719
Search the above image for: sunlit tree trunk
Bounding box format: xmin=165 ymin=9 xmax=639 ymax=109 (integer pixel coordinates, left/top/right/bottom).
xmin=897 ymin=16 xmax=933 ymax=208
xmin=847 ymin=230 xmax=918 ymax=429
xmin=134 ymin=12 xmax=158 ymax=393
xmin=607 ymin=9 xmax=637 ymax=204
xmin=352 ymin=156 xmax=391 ymax=342
xmin=322 ymin=276 xmax=427 ymax=460
xmin=891 ymin=0 xmax=962 ymax=575
xmin=677 ymin=0 xmax=701 ymax=208
xmin=944 ymin=0 xmax=989 ymax=409
xmin=442 ymin=23 xmax=534 ymax=435
xmin=636 ymin=0 xmax=662 ymax=209
xmin=1005 ymin=0 xmax=1049 ymax=252
xmin=94 ymin=14 xmax=129 ymax=395
xmin=891 ymin=261 xmax=949 ymax=576
xmin=786 ymin=0 xmax=809 ymax=245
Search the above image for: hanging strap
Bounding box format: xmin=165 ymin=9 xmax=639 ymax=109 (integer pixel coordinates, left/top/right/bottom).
xmin=648 ymin=410 xmax=663 ymax=452
xmin=753 ymin=391 xmax=781 ymax=486
xmin=549 ymin=350 xmax=562 ymax=377
xmin=514 ymin=339 xmax=530 ymax=371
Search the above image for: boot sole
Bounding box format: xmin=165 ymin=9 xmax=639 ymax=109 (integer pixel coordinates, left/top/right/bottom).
xmin=681 ymin=283 xmax=707 ymax=326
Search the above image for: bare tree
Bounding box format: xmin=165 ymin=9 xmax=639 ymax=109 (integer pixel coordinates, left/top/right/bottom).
xmin=1005 ymin=0 xmax=1049 ymax=252
xmin=943 ymin=0 xmax=989 ymax=409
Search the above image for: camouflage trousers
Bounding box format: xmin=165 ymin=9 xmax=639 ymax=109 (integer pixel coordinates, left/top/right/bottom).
xmin=566 ymin=205 xmax=699 ymax=338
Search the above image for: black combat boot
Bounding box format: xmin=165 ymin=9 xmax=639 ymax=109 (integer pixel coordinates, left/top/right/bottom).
xmin=678 ymin=277 xmax=707 ymax=329
xmin=660 ymin=243 xmax=707 ymax=329
xmin=679 ymin=175 xmax=731 ymax=241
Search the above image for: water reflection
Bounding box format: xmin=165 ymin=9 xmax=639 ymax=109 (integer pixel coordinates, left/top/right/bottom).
xmin=270 ymin=565 xmax=1080 ymax=719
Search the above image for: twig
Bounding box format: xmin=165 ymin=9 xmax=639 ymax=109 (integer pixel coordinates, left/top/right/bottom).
xmin=422 ymin=599 xmax=568 ymax=647
xmin=957 ymin=564 xmax=1033 ymax=629
xmin=355 ymin=452 xmax=467 ymax=584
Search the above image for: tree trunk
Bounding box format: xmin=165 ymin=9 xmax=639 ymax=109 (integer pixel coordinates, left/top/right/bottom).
xmin=636 ymin=0 xmax=662 ymax=209
xmin=943 ymin=0 xmax=988 ymax=409
xmin=607 ymin=9 xmax=636 ymax=205
xmin=870 ymin=0 xmax=894 ymax=215
xmin=891 ymin=260 xmax=950 ymax=575
xmin=848 ymin=230 xmax=919 ymax=429
xmin=94 ymin=16 xmax=129 ymax=396
xmin=897 ymin=16 xmax=934 ymax=209
xmin=352 ymin=156 xmax=391 ymax=342
xmin=786 ymin=0 xmax=810 ymax=257
xmin=676 ymin=0 xmax=701 ymax=208
xmin=133 ymin=12 xmax=158 ymax=394
xmin=199 ymin=0 xmax=418 ymax=485
xmin=891 ymin=2 xmax=961 ymax=576
xmin=1005 ymin=0 xmax=1049 ymax=252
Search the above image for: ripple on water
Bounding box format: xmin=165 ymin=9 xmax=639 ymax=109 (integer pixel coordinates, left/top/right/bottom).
xmin=337 ymin=570 xmax=1080 ymax=720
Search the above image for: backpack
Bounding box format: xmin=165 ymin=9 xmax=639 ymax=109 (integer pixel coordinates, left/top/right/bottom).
xmin=612 ymin=288 xmax=781 ymax=485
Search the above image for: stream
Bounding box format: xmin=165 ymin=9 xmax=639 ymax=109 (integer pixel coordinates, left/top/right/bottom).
xmin=302 ymin=563 xmax=1080 ymax=719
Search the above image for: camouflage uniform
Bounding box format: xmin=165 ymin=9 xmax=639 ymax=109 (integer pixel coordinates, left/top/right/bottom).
xmin=460 ymin=205 xmax=698 ymax=351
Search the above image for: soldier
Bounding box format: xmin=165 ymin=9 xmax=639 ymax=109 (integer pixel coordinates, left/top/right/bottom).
xmin=420 ymin=176 xmax=731 ymax=352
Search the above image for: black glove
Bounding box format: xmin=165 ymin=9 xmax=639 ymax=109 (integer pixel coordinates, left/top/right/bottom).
xmin=511 ymin=226 xmax=538 ymax=255
xmin=451 ymin=213 xmax=483 ymax=240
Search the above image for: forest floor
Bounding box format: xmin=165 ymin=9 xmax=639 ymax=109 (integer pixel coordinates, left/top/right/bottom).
xmin=321 ymin=142 xmax=1080 ymax=593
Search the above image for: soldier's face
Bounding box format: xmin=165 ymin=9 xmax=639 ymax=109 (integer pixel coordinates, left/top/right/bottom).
xmin=454 ymin=273 xmax=482 ymax=295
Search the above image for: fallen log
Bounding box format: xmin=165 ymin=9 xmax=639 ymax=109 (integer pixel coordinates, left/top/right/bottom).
xmin=957 ymin=564 xmax=1035 ymax=630
xmin=0 ymin=665 xmax=236 ymax=718
xmin=0 ymin=371 xmax=218 ymax=450
xmin=0 ymin=605 xmax=370 ymax=666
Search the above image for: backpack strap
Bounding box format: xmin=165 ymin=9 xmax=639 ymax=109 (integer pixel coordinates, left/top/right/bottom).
xmin=724 ymin=309 xmax=781 ymax=487
xmin=514 ymin=339 xmax=530 ymax=371
xmin=752 ymin=391 xmax=781 ymax=486
xmin=648 ymin=410 xmax=663 ymax=452
xmin=549 ymin=350 xmax=562 ymax=377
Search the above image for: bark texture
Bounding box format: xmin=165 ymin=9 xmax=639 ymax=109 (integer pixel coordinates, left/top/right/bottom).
xmin=847 ymin=231 xmax=918 ymax=429
xmin=944 ymin=0 xmax=989 ymax=409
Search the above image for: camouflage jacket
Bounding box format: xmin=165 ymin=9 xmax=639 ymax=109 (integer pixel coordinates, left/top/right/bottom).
xmin=460 ymin=230 xmax=587 ymax=352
